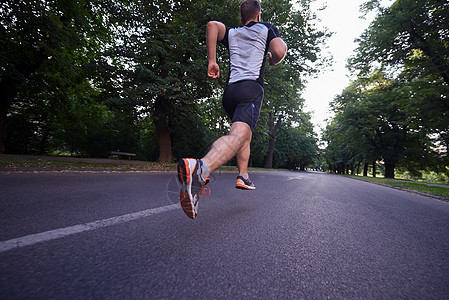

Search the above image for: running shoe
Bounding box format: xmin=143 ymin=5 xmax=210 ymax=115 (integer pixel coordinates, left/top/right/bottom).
xmin=235 ymin=174 xmax=256 ymax=190
xmin=177 ymin=158 xmax=210 ymax=219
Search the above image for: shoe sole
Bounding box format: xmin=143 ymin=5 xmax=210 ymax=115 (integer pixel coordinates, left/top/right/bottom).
xmin=235 ymin=184 xmax=256 ymax=190
xmin=235 ymin=179 xmax=256 ymax=190
xmin=178 ymin=159 xmax=197 ymax=219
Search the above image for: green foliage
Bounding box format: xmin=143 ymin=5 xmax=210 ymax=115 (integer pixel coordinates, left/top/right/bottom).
xmin=273 ymin=115 xmax=319 ymax=170
xmin=325 ymin=0 xmax=449 ymax=178
xmin=349 ymin=1 xmax=449 ymax=160
xmin=260 ymin=0 xmax=331 ymax=169
xmin=1 ymin=0 xmax=327 ymax=168
xmin=350 ymin=0 xmax=449 ymax=83
xmin=325 ymin=70 xmax=446 ymax=178
xmin=1 ymin=0 xmax=127 ymax=156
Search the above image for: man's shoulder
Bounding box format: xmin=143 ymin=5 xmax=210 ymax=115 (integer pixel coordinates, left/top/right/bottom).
xmin=228 ymin=22 xmax=278 ymax=33
xmin=259 ymin=22 xmax=277 ymax=27
xmin=243 ymin=21 xmax=277 ymax=28
xmin=259 ymin=22 xmax=280 ymax=32
xmin=259 ymin=22 xmax=281 ymax=39
xmin=225 ymin=22 xmax=280 ymax=41
xmin=244 ymin=22 xmax=280 ymax=36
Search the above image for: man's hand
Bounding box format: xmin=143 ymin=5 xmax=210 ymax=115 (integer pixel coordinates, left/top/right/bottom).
xmin=206 ymin=21 xmax=226 ymax=79
xmin=208 ymin=61 xmax=220 ymax=79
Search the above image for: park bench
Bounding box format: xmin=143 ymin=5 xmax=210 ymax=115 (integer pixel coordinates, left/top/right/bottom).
xmin=107 ymin=151 xmax=136 ymax=160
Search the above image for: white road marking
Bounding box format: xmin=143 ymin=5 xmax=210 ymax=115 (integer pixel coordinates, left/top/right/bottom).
xmin=0 ymin=204 xmax=179 ymax=254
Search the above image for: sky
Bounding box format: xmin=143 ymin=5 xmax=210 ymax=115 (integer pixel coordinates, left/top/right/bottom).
xmin=302 ymin=0 xmax=382 ymax=134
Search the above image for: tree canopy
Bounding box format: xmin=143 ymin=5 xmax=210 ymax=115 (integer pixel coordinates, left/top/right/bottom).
xmin=324 ymin=0 xmax=448 ymax=179
xmin=1 ymin=0 xmax=329 ymax=171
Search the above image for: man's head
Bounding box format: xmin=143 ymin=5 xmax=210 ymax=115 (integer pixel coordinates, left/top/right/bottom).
xmin=240 ymin=0 xmax=261 ymax=25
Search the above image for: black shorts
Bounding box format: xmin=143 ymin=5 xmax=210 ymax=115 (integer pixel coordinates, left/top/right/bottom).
xmin=222 ymin=80 xmax=264 ymax=130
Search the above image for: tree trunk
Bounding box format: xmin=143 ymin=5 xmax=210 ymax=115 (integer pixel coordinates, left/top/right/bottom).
xmin=0 ymin=56 xmax=44 ymax=153
xmin=39 ymin=124 xmax=50 ymax=154
xmin=0 ymin=77 xmax=19 ymax=154
xmin=0 ymin=102 xmax=9 ymax=154
xmin=264 ymin=137 xmax=275 ymax=169
xmin=363 ymin=162 xmax=369 ymax=177
xmin=337 ymin=163 xmax=344 ymax=174
xmin=384 ymin=161 xmax=395 ymax=179
xmin=153 ymin=96 xmax=173 ymax=162
xmin=264 ymin=111 xmax=282 ymax=169
xmin=372 ymin=161 xmax=377 ymax=178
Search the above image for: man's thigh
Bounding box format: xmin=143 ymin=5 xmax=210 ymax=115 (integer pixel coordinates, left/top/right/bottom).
xmin=222 ymin=80 xmax=264 ymax=130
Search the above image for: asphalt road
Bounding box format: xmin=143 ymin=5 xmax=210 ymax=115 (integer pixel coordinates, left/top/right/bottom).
xmin=1 ymin=170 xmax=448 ymax=299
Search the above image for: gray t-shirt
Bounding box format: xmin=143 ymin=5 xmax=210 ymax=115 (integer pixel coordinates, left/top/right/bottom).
xmin=220 ymin=21 xmax=281 ymax=86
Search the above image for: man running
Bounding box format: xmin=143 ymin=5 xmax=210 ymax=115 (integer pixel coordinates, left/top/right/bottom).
xmin=178 ymin=0 xmax=287 ymax=219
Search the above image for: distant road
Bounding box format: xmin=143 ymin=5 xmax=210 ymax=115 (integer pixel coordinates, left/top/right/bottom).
xmin=1 ymin=171 xmax=448 ymax=299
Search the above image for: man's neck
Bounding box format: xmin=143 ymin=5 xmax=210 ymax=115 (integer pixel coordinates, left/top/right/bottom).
xmin=244 ymin=19 xmax=258 ymax=25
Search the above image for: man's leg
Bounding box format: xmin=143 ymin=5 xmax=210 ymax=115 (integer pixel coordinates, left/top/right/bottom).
xmin=177 ymin=122 xmax=251 ymax=219
xmin=202 ymin=121 xmax=251 ymax=174
xmin=236 ymin=130 xmax=251 ymax=175
xmin=234 ymin=130 xmax=256 ymax=190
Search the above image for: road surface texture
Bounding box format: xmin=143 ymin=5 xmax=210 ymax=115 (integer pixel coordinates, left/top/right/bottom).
xmin=1 ymin=171 xmax=448 ymax=299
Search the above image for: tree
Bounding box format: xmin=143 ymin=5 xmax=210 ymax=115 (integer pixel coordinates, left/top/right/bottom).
xmin=0 ymin=0 xmax=123 ymax=154
xmin=1 ymin=0 xmax=329 ymax=163
xmin=263 ymin=64 xmax=304 ymax=168
xmin=351 ymin=0 xmax=449 ymax=85
xmin=267 ymin=112 xmax=318 ymax=170
xmin=112 ymin=0 xmax=240 ymax=162
xmin=323 ymin=0 xmax=449 ymax=178
xmin=325 ymin=71 xmax=441 ymax=178
xmin=350 ymin=0 xmax=449 ymax=151
xmin=261 ymin=0 xmax=331 ymax=168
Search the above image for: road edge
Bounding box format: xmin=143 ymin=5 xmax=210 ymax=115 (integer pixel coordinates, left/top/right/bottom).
xmin=345 ymin=175 xmax=449 ymax=203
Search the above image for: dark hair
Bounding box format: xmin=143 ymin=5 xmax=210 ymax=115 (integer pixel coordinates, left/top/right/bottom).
xmin=240 ymin=0 xmax=261 ymax=24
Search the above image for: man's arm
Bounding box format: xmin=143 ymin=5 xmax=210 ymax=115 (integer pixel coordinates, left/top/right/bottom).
xmin=206 ymin=21 xmax=226 ymax=79
xmin=268 ymin=37 xmax=287 ymax=66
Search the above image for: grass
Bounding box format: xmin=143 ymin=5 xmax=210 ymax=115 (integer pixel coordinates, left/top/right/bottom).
xmin=0 ymin=157 xmax=282 ymax=172
xmin=0 ymin=158 xmax=176 ymax=170
xmin=345 ymin=175 xmax=449 ymax=199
